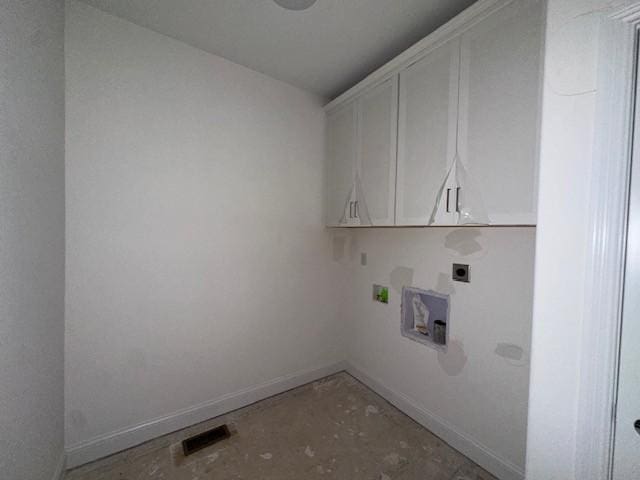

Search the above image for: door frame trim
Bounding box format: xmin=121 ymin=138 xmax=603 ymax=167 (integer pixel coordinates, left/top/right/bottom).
xmin=576 ymin=4 xmax=640 ymax=479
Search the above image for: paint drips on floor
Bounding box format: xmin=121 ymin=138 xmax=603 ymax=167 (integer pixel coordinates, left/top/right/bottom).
xmin=365 ymin=404 xmax=379 ymax=416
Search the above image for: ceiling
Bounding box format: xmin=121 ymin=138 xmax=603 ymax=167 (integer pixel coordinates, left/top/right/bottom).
xmin=78 ymin=0 xmax=477 ymax=100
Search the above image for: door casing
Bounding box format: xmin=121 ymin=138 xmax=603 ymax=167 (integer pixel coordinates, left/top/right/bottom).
xmin=576 ymin=4 xmax=640 ymax=479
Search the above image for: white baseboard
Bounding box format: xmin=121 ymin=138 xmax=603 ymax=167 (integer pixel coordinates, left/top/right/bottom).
xmin=65 ymin=361 xmax=347 ymax=469
xmin=65 ymin=360 xmax=524 ymax=480
xmin=51 ymin=451 xmax=66 ymax=480
xmin=346 ymin=363 xmax=525 ymax=480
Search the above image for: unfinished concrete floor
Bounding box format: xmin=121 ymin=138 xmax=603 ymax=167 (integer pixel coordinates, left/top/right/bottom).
xmin=64 ymin=372 xmax=497 ymax=480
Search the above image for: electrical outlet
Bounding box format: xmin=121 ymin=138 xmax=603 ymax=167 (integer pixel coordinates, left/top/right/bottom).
xmin=452 ymin=263 xmax=470 ymax=283
xmin=372 ymin=285 xmax=389 ymax=304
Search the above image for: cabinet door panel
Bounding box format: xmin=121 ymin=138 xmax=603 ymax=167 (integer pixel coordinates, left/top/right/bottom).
xmin=396 ymin=40 xmax=460 ymax=226
xmin=458 ymin=0 xmax=543 ymax=225
xmin=358 ymin=77 xmax=398 ymax=226
xmin=326 ymin=102 xmax=356 ymax=226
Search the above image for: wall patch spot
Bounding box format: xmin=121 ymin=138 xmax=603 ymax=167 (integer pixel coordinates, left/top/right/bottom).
xmin=495 ymin=343 xmax=523 ymax=360
xmin=495 ymin=343 xmax=527 ymax=366
xmin=390 ymin=266 xmax=414 ymax=294
xmin=435 ymin=272 xmax=456 ymax=295
xmin=444 ymin=229 xmax=485 ymax=257
xmin=332 ymin=236 xmax=347 ymax=262
xmin=437 ymin=339 xmax=468 ymax=376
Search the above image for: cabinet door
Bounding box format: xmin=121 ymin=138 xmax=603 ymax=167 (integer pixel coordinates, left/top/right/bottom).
xmin=357 ymin=76 xmax=398 ymax=226
xmin=326 ymin=102 xmax=357 ymax=226
xmin=396 ymin=40 xmax=460 ymax=226
xmin=458 ymin=0 xmax=543 ymax=225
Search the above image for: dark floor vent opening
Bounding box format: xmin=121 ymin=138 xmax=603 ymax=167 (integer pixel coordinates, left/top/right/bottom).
xmin=182 ymin=424 xmax=231 ymax=456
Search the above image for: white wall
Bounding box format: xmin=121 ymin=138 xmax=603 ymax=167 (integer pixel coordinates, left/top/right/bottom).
xmin=344 ymin=227 xmax=535 ymax=477
xmin=0 ymin=1 xmax=66 ymax=479
xmin=65 ymin=0 xmax=348 ymax=458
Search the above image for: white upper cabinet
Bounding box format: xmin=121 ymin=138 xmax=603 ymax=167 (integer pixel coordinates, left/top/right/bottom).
xmin=457 ymin=0 xmax=543 ymax=225
xmin=326 ymin=102 xmax=357 ymax=227
xmin=396 ymin=40 xmax=460 ymax=226
xmin=326 ymin=77 xmax=398 ymax=227
xmin=358 ymin=77 xmax=398 ymax=226
xmin=324 ymin=0 xmax=543 ymax=227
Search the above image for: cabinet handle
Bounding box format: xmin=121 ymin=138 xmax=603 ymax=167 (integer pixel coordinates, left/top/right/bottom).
xmin=456 ymin=187 xmax=461 ymax=213
xmin=349 ymin=201 xmax=354 ymax=218
xmin=354 ymin=201 xmax=359 ymax=218
xmin=446 ymin=189 xmax=451 ymax=213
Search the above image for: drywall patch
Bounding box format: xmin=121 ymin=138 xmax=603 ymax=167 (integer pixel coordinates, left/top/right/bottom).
xmin=332 ymin=236 xmax=347 ymax=262
xmin=390 ymin=266 xmax=414 ymax=294
xmin=349 ymin=232 xmax=359 ymax=261
xmin=435 ymin=272 xmax=456 ymax=295
xmin=494 ymin=343 xmax=523 ymax=361
xmin=444 ymin=229 xmax=484 ymax=257
xmin=437 ymin=339 xmax=467 ymax=376
xmin=331 ymin=233 xmax=357 ymax=263
xmin=495 ymin=343 xmax=527 ymax=367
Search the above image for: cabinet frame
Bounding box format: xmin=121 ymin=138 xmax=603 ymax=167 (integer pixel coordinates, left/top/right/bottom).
xmin=325 ymin=0 xmax=543 ymax=228
xmin=395 ymin=39 xmax=461 ymax=226
xmin=356 ymin=75 xmax=399 ymax=226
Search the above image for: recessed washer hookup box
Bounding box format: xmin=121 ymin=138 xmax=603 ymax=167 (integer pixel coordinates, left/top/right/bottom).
xmin=400 ymin=287 xmax=449 ymax=349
